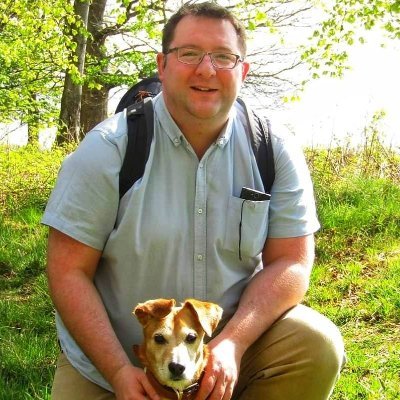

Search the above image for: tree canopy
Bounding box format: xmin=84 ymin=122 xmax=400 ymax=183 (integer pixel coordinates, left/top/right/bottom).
xmin=1 ymin=0 xmax=398 ymax=144
xmin=303 ymin=0 xmax=400 ymax=77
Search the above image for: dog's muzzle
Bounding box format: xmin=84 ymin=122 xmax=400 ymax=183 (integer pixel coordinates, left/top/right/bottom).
xmin=145 ymin=369 xmax=202 ymax=400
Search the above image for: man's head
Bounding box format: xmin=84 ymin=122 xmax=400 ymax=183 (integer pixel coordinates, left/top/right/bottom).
xmin=157 ymin=2 xmax=250 ymax=134
xmin=162 ymin=2 xmax=247 ymax=58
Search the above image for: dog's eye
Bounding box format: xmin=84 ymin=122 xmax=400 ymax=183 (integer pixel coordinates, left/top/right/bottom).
xmin=154 ymin=334 xmax=167 ymax=344
xmin=185 ymin=333 xmax=197 ymax=344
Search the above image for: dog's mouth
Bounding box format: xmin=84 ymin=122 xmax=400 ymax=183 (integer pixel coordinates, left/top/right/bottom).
xmin=171 ymin=376 xmax=185 ymax=381
xmin=146 ymin=368 xmax=202 ymax=399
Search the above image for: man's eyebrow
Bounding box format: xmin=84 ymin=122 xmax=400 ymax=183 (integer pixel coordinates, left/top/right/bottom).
xmin=173 ymin=44 xmax=236 ymax=53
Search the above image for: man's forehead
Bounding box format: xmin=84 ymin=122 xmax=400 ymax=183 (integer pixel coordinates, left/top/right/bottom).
xmin=171 ymin=15 xmax=241 ymax=51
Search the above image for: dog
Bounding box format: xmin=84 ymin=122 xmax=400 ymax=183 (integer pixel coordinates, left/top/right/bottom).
xmin=133 ymin=298 xmax=223 ymax=400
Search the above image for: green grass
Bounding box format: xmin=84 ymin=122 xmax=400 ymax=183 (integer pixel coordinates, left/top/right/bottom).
xmin=305 ymin=149 xmax=400 ymax=399
xmin=0 ymin=143 xmax=399 ymax=399
xmin=0 ymin=145 xmax=66 ymax=399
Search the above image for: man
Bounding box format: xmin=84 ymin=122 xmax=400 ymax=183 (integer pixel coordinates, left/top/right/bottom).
xmin=43 ymin=2 xmax=345 ymax=399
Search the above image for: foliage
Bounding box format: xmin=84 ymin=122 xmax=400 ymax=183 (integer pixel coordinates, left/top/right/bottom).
xmin=0 ymin=0 xmax=76 ymax=127
xmin=0 ymin=0 xmax=315 ymax=141
xmin=305 ymin=111 xmax=400 ymax=185
xmin=0 ymin=144 xmax=70 ymax=399
xmin=305 ymin=166 xmax=400 ymax=399
xmin=0 ymin=144 xmax=73 ymax=215
xmin=303 ymin=0 xmax=400 ymax=77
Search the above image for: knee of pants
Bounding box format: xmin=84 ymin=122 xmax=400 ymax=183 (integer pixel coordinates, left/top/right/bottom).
xmin=235 ymin=305 xmax=345 ymax=400
xmin=269 ymin=304 xmax=345 ymax=375
xmin=240 ymin=305 xmax=345 ymax=377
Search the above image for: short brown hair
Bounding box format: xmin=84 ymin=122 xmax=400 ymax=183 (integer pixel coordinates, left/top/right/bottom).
xmin=162 ymin=2 xmax=247 ymax=57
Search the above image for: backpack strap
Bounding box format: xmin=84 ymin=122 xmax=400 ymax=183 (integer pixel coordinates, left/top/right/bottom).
xmin=115 ymin=74 xmax=161 ymax=114
xmin=119 ymin=97 xmax=154 ymax=199
xmin=119 ymin=96 xmax=275 ymax=199
xmin=236 ymin=98 xmax=275 ymax=195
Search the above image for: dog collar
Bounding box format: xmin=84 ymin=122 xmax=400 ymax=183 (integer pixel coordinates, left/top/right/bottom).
xmin=145 ymin=369 xmax=201 ymax=400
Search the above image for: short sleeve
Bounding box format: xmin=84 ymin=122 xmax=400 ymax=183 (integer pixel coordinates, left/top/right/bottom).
xmin=267 ymin=133 xmax=320 ymax=238
xmin=41 ymin=113 xmax=127 ymax=250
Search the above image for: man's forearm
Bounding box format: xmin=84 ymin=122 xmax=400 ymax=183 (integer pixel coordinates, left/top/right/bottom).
xmin=216 ymin=235 xmax=314 ymax=355
xmin=49 ymin=270 xmax=132 ymax=388
xmin=46 ymin=228 xmax=132 ymax=390
xmin=216 ymin=260 xmax=310 ymax=355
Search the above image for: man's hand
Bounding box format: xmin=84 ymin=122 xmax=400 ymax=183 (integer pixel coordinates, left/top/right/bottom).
xmin=196 ymin=337 xmax=243 ymax=400
xmin=111 ymin=364 xmax=160 ymax=400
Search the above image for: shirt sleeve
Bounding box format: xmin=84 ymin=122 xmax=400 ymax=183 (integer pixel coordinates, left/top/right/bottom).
xmin=267 ymin=132 xmax=320 ymax=238
xmin=41 ymin=114 xmax=127 ymax=250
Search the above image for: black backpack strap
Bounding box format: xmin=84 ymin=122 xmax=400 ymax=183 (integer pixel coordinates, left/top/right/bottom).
xmin=236 ymin=98 xmax=275 ymax=195
xmin=119 ymin=97 xmax=154 ymax=199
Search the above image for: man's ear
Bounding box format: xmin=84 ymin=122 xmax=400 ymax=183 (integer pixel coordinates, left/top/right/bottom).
xmin=133 ymin=298 xmax=175 ymax=327
xmin=156 ymin=52 xmax=166 ymax=80
xmin=241 ymin=61 xmax=250 ymax=82
xmin=183 ymin=299 xmax=223 ymax=337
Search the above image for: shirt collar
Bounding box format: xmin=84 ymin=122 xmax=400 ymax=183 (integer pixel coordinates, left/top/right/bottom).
xmin=153 ymin=93 xmax=235 ymax=149
xmin=154 ymin=93 xmax=184 ymax=147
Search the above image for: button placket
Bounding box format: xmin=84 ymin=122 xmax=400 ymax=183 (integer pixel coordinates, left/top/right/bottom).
xmin=193 ymin=161 xmax=207 ymax=299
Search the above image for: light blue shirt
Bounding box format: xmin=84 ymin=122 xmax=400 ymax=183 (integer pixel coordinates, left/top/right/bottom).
xmin=42 ymin=93 xmax=320 ymax=390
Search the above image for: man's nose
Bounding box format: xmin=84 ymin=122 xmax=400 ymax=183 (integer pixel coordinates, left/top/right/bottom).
xmin=195 ymin=54 xmax=216 ymax=77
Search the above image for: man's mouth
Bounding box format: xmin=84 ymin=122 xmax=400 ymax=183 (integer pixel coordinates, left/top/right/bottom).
xmin=191 ymin=86 xmax=217 ymax=92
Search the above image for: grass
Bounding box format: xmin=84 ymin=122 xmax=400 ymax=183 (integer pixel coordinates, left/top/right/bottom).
xmin=304 ymin=144 xmax=400 ymax=399
xmin=0 ymin=141 xmax=399 ymax=399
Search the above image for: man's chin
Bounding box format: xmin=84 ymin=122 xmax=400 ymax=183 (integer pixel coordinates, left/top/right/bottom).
xmin=187 ymin=102 xmax=229 ymax=121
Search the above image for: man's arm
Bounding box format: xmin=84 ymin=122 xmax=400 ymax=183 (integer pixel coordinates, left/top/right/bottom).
xmin=46 ymin=228 xmax=159 ymax=400
xmin=196 ymin=234 xmax=315 ymax=400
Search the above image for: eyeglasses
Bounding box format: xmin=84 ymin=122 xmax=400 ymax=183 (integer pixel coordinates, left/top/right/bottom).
xmin=166 ymin=47 xmax=243 ymax=70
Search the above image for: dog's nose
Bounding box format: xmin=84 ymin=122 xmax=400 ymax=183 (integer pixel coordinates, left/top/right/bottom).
xmin=168 ymin=362 xmax=185 ymax=377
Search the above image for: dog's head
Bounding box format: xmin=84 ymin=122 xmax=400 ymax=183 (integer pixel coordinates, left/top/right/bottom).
xmin=133 ymin=298 xmax=223 ymax=391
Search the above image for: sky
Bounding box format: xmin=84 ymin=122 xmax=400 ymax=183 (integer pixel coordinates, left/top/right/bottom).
xmin=266 ymin=32 xmax=400 ymax=150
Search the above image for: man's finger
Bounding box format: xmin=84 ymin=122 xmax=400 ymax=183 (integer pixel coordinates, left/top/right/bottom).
xmin=140 ymin=375 xmax=161 ymax=400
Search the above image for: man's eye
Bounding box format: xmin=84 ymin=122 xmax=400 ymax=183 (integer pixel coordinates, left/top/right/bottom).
xmin=154 ymin=334 xmax=167 ymax=344
xmin=185 ymin=333 xmax=197 ymax=344
xmin=181 ymin=49 xmax=200 ymax=57
xmin=214 ymin=53 xmax=235 ymax=62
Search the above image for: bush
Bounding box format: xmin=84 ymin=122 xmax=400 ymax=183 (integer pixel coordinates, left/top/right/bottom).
xmin=0 ymin=144 xmax=73 ymax=215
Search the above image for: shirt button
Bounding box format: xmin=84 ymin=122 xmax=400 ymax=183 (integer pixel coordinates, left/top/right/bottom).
xmin=198 ymin=208 xmax=203 ymax=214
xmin=173 ymin=138 xmax=180 ymax=144
xmin=197 ymin=254 xmax=203 ymax=261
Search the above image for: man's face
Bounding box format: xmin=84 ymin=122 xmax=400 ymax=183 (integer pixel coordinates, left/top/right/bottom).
xmin=157 ymin=15 xmax=250 ymax=127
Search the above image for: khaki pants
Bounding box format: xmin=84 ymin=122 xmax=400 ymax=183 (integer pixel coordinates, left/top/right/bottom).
xmin=51 ymin=305 xmax=345 ymax=400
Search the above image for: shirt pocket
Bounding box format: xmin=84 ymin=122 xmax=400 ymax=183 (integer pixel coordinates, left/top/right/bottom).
xmin=223 ymin=196 xmax=270 ymax=259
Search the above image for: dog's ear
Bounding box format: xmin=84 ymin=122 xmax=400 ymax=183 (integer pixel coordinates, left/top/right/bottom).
xmin=133 ymin=298 xmax=176 ymax=326
xmin=183 ymin=299 xmax=223 ymax=337
xmin=133 ymin=344 xmax=148 ymax=367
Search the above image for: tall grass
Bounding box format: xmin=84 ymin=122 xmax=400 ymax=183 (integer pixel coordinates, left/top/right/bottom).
xmin=304 ymin=139 xmax=400 ymax=399
xmin=0 ymin=145 xmax=69 ymax=400
xmin=0 ymin=137 xmax=399 ymax=399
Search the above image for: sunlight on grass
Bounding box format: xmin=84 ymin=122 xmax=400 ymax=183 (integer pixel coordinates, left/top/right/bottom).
xmin=0 ymin=142 xmax=399 ymax=398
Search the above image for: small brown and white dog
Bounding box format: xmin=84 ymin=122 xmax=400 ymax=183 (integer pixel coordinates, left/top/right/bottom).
xmin=133 ymin=298 xmax=223 ymax=400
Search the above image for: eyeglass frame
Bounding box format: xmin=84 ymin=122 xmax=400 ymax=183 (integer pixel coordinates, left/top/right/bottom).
xmin=165 ymin=47 xmax=244 ymax=70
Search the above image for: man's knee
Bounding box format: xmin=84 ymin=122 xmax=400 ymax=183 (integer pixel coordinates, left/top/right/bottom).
xmin=279 ymin=304 xmax=345 ymax=375
xmin=51 ymin=353 xmax=115 ymax=400
xmin=235 ymin=305 xmax=345 ymax=399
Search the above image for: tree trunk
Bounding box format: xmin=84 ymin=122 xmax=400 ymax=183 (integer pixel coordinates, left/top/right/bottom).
xmin=80 ymin=0 xmax=109 ymax=136
xmin=80 ymin=85 xmax=109 ymax=134
xmin=27 ymin=92 xmax=40 ymax=146
xmin=57 ymin=0 xmax=90 ymax=145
